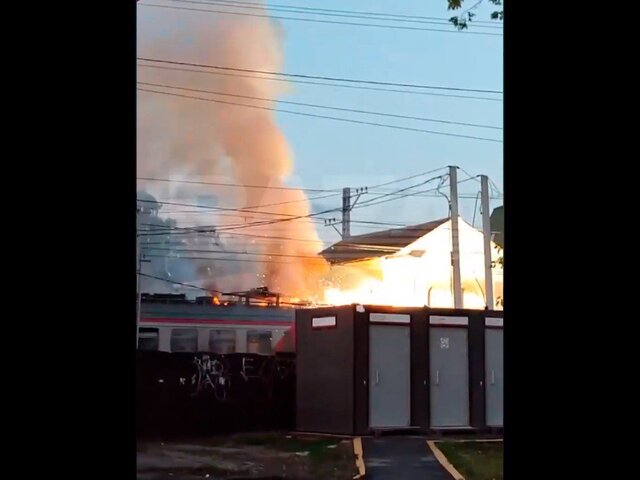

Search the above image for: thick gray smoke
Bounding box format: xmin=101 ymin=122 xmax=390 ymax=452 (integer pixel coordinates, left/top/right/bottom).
xmin=137 ymin=2 xmax=328 ymax=299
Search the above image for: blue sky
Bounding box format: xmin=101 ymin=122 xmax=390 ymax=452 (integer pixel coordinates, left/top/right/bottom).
xmin=138 ymin=0 xmax=503 ymax=246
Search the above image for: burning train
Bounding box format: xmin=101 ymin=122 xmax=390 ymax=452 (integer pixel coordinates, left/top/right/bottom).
xmin=138 ymin=288 xmax=298 ymax=355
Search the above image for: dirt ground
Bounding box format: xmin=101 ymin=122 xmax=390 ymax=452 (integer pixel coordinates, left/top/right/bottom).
xmin=137 ymin=433 xmax=358 ymax=480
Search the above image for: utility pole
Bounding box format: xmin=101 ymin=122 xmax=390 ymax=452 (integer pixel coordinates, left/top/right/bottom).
xmin=449 ymin=166 xmax=463 ymax=309
xmin=480 ymin=175 xmax=495 ymax=310
xmin=342 ymin=187 xmax=351 ymax=238
xmin=324 ymin=186 xmax=366 ymax=238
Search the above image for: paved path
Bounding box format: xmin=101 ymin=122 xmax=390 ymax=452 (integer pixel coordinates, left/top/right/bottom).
xmin=362 ymin=436 xmax=451 ymax=480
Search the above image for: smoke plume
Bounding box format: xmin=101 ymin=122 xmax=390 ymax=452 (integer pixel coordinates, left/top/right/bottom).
xmin=137 ymin=2 xmax=328 ymax=299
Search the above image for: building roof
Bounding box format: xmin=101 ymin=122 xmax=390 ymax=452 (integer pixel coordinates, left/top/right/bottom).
xmin=319 ymin=217 xmax=449 ymax=265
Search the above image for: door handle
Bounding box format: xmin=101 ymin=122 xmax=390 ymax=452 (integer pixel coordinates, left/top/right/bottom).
xmin=491 ymin=370 xmax=495 ymax=385
xmin=375 ymin=369 xmax=380 ymax=385
xmin=436 ymin=370 xmax=440 ymax=385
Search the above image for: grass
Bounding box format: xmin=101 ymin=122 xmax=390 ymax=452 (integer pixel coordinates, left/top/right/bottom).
xmin=229 ymin=432 xmax=343 ymax=459
xmin=436 ymin=441 xmax=503 ymax=480
xmin=138 ymin=432 xmax=357 ymax=479
xmin=229 ymin=432 xmax=356 ymax=479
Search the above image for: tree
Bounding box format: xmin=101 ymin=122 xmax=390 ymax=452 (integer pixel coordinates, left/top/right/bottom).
xmin=489 ymin=206 xmax=504 ymax=307
xmin=447 ymin=0 xmax=504 ymax=31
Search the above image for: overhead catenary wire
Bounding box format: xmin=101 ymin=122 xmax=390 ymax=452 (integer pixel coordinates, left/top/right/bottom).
xmin=489 ymin=178 xmax=503 ymax=196
xmin=472 ymin=190 xmax=482 ymax=227
xmin=137 ymin=176 xmax=450 ymax=235
xmin=365 ymin=167 xmax=448 ymax=190
xmin=169 ymin=0 xmax=504 ymax=28
xmin=141 ymin=246 xmax=322 ymax=260
xmin=138 ymin=88 xmax=503 ymax=143
xmin=138 ymin=176 xmax=341 ymax=193
xmin=176 ymin=0 xmax=503 ymax=26
xmin=137 ymin=64 xmax=503 ymax=102
xmin=137 ymin=197 xmax=339 ymax=219
xmin=138 ymin=166 xmax=450 ymax=195
xmin=137 ymin=174 xmax=499 ymax=236
xmin=143 ymin=253 xmax=327 ymax=265
xmin=138 ymin=2 xmax=504 ymax=36
xmin=137 ymin=81 xmax=502 ymax=130
xmin=137 ymin=58 xmax=503 ymax=94
xmin=351 ymin=174 xmax=447 ymax=209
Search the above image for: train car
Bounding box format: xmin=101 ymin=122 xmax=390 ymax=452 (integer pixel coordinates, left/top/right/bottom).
xmin=137 ymin=293 xmax=296 ymax=355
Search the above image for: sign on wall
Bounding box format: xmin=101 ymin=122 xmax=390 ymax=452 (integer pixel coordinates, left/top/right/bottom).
xmin=370 ymin=313 xmax=411 ymax=324
xmin=312 ymin=316 xmax=337 ymax=328
xmin=429 ymin=315 xmax=468 ymax=326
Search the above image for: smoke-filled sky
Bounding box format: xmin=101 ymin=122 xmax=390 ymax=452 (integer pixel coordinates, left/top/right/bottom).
xmin=136 ymin=0 xmax=502 ymax=296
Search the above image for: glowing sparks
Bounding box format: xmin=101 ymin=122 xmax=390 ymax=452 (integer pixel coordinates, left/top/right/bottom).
xmin=320 ymin=218 xmax=503 ymax=309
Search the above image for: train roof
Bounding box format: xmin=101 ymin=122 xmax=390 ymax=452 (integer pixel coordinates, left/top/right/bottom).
xmin=141 ymin=300 xmax=296 ymax=323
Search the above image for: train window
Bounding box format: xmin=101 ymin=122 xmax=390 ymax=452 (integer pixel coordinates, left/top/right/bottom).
xmin=138 ymin=327 xmax=159 ymax=351
xmin=170 ymin=328 xmax=198 ymax=352
xmin=209 ymin=329 xmax=236 ymax=354
xmin=247 ymin=330 xmax=273 ymax=355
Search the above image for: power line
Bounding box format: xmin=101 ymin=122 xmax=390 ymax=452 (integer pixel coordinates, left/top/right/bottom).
xmin=137 ymin=63 xmax=503 ymax=102
xmin=457 ymin=166 xmax=481 ymax=183
xmin=143 ymin=253 xmax=327 ymax=265
xmin=139 ymin=272 xmax=224 ymax=293
xmin=142 ymin=205 xmax=331 ymax=223
xmin=138 ymin=167 xmax=450 ymax=193
xmin=137 ymin=172 xmax=503 ymax=201
xmin=172 ymin=0 xmax=503 ymax=28
xmin=137 ymin=177 xmax=499 ymax=236
xmin=138 ymin=176 xmax=341 ymax=193
xmin=351 ymin=185 xmax=445 ymax=211
xmin=489 ymin=178 xmax=503 ymax=196
xmin=193 ymin=0 xmax=501 ymax=25
xmin=137 ymin=172 xmax=501 ymax=236
xmin=472 ymin=190 xmax=481 ymax=227
xmin=350 ymin=176 xmax=478 ymax=211
xmin=366 ymin=190 xmax=502 ymax=199
xmin=138 ymin=2 xmax=503 ymax=36
xmin=353 ymin=175 xmax=446 ymax=209
xmin=138 ymin=187 xmax=422 ymax=235
xmin=137 ymin=197 xmax=339 ymax=219
xmin=137 ymin=58 xmax=503 ymax=94
xmin=138 ymin=87 xmax=503 ymax=143
xmin=143 ymin=230 xmax=328 ymax=245
xmin=137 ymin=81 xmax=502 ymax=130
xmin=142 ymin=246 xmax=322 ymax=260
xmin=366 ymin=168 xmax=448 ymax=190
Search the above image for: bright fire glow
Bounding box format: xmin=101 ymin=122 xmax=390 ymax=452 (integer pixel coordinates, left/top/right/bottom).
xmin=321 ymin=218 xmax=503 ymax=309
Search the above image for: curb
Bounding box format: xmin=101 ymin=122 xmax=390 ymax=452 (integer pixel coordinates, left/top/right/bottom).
xmin=352 ymin=437 xmax=366 ymax=479
xmin=427 ymin=440 xmax=465 ymax=480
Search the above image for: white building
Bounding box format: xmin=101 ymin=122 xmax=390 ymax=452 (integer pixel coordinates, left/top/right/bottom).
xmin=320 ymin=217 xmax=503 ymax=309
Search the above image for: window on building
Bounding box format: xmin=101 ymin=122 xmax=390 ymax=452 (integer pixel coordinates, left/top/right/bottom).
xmin=170 ymin=328 xmax=198 ymax=352
xmin=209 ymin=329 xmax=236 ymax=354
xmin=247 ymin=330 xmax=273 ymax=355
xmin=138 ymin=327 xmax=159 ymax=351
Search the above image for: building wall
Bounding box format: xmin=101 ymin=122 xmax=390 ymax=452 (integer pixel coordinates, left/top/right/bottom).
xmin=295 ymin=305 xmax=355 ymax=435
xmin=383 ymin=219 xmax=503 ymax=309
xmin=296 ymin=305 xmax=503 ymax=435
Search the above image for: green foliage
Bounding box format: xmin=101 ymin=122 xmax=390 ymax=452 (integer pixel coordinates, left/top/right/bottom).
xmin=447 ymin=0 xmax=504 ymax=30
xmin=436 ymin=441 xmax=504 ymax=480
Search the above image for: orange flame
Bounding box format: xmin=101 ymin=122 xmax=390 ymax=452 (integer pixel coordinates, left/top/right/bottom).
xmin=322 ymin=219 xmax=503 ymax=309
